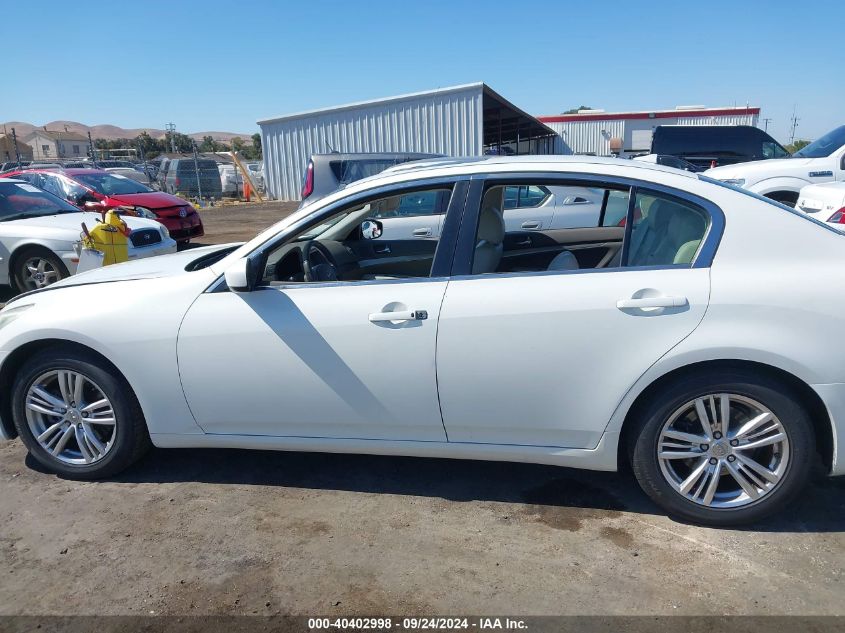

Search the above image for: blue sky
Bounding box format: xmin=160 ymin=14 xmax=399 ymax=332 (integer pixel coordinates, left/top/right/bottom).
xmin=4 ymin=0 xmax=842 ymax=144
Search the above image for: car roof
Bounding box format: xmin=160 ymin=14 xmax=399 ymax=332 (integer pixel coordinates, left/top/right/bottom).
xmin=298 ymin=155 xmax=701 ymax=212
xmin=373 ymin=154 xmax=698 ymax=181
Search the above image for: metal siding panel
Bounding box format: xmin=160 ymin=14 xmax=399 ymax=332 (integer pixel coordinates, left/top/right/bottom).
xmin=259 ymin=85 xmax=484 ymax=199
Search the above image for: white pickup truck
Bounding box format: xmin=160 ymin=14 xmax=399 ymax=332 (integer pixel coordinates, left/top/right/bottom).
xmin=705 ymin=125 xmax=845 ymax=205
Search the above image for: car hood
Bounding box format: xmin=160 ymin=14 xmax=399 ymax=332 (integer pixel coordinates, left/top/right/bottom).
xmin=705 ymin=157 xmax=813 ymax=180
xmin=106 ymin=191 xmax=188 ymax=209
xmin=43 ymin=243 xmax=240 ymax=290
xmin=1 ymin=211 xmax=160 ymax=240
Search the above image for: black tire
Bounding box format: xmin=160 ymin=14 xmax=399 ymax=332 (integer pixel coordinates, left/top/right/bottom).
xmin=11 ymin=247 xmax=69 ymax=294
xmin=629 ymin=369 xmax=815 ymax=526
xmin=11 ymin=347 xmax=151 ymax=479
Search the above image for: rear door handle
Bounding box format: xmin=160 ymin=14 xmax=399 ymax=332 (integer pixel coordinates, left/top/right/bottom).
xmin=521 ymin=221 xmax=541 ymax=230
xmin=369 ymin=309 xmax=428 ymax=323
xmin=412 ymin=228 xmax=432 ymax=237
xmin=616 ymin=296 xmax=688 ymax=310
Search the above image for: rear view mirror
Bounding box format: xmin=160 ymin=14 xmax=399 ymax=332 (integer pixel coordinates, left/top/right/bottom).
xmin=361 ymin=219 xmax=383 ymax=240
xmin=224 ymin=254 xmax=262 ymax=292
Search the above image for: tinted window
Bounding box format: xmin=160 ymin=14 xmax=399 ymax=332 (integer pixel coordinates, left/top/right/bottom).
xmin=176 ymin=159 xmax=219 ymax=173
xmin=793 ymin=125 xmax=845 ymax=158
xmin=329 ymin=159 xmax=408 ymax=185
xmin=503 ymin=185 xmax=550 ymax=209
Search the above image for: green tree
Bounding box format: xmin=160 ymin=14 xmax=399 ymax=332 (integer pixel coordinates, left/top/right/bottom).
xmin=563 ymin=105 xmax=594 ymax=114
xmin=786 ymin=139 xmax=810 ymax=154
xmin=230 ymin=136 xmax=245 ymax=154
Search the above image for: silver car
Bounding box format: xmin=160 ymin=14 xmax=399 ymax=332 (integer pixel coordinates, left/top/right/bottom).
xmin=0 ymin=178 xmax=177 ymax=292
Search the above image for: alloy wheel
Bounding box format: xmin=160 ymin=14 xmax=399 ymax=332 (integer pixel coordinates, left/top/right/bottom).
xmin=657 ymin=393 xmax=790 ymax=508
xmin=22 ymin=257 xmax=60 ymax=290
xmin=24 ymin=370 xmax=117 ymax=465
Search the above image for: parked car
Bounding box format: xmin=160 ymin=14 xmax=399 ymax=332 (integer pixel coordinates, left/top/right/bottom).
xmin=1 ymin=156 xmax=843 ymax=527
xmin=0 ymin=177 xmax=176 ymax=291
xmin=706 ymin=125 xmax=845 ymax=205
xmin=218 ymin=164 xmax=243 ymax=197
xmin=300 ymin=152 xmax=444 ymax=206
xmin=160 ymin=158 xmax=223 ymax=199
xmin=245 ymin=161 xmax=265 ymax=192
xmin=105 ymin=167 xmax=155 ymax=188
xmin=95 ymin=160 xmax=136 ymax=169
xmin=4 ymin=169 xmax=203 ymax=243
xmin=797 ymin=181 xmax=845 ymax=231
xmin=633 ymin=154 xmax=704 ymax=172
xmin=371 ymin=183 xmax=630 ymax=241
xmin=651 ymin=125 xmax=789 ymax=169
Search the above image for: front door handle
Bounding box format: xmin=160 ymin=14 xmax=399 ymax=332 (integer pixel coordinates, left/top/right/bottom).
xmin=521 ymin=220 xmax=541 ymax=230
xmin=412 ymin=228 xmax=432 ymax=237
xmin=369 ymin=309 xmax=428 ymax=323
xmin=616 ymin=296 xmax=688 ymax=310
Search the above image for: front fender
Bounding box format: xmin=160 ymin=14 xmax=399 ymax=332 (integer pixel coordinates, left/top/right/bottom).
xmin=748 ymin=176 xmax=811 ymax=197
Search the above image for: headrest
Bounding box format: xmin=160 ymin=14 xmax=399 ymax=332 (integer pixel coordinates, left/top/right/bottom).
xmin=478 ymin=205 xmax=505 ymax=244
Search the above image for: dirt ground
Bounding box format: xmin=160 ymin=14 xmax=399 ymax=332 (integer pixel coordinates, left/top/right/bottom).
xmin=188 ymin=200 xmax=300 ymax=247
xmin=0 ymin=200 xmax=844 ymax=617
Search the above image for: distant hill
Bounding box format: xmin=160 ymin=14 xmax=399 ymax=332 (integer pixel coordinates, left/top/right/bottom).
xmin=1 ymin=120 xmax=251 ymax=142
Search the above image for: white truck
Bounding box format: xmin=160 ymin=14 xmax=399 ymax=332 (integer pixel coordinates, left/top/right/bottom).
xmin=705 ymin=125 xmax=845 ymax=205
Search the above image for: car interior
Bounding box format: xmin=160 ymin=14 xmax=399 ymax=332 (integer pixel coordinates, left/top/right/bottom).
xmin=257 ymin=180 xmax=711 ymax=286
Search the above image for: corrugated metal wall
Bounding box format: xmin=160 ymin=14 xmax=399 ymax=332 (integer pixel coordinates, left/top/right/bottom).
xmin=544 ymin=112 xmax=759 ymax=156
xmin=260 ymin=85 xmax=483 ymax=200
xmin=545 ymin=120 xmax=625 ymax=156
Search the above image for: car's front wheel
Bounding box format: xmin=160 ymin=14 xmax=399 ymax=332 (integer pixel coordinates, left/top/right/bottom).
xmin=12 ymin=247 xmax=68 ymax=293
xmin=12 ymin=347 xmax=151 ymax=479
xmin=630 ymin=369 xmax=815 ymax=526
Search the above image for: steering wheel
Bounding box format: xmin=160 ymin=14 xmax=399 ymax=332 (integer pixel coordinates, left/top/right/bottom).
xmin=300 ymin=240 xmax=340 ymax=282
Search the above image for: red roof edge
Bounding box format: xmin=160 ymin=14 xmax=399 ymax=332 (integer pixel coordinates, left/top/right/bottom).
xmin=538 ymin=107 xmax=761 ymax=124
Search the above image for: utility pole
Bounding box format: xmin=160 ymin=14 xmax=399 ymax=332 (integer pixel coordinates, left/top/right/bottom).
xmin=762 ymin=118 xmax=772 ymax=132
xmin=789 ymin=108 xmax=800 ymax=144
xmin=165 ymin=123 xmax=177 ymax=154
xmin=87 ymin=131 xmax=98 ymax=168
xmin=11 ymin=127 xmax=22 ymax=169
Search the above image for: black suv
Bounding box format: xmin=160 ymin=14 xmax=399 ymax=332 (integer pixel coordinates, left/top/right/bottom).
xmin=651 ymin=125 xmax=789 ymax=168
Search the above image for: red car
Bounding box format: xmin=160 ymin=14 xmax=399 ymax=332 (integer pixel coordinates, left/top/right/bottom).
xmin=6 ymin=168 xmax=204 ymax=243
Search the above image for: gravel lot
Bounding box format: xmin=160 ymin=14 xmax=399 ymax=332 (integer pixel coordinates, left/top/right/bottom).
xmin=0 ymin=200 xmax=843 ymax=618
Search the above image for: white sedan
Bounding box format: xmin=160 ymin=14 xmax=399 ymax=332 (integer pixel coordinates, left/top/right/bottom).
xmin=797 ymin=181 xmax=845 ymax=232
xmin=0 ymin=178 xmax=177 ymax=291
xmin=0 ymin=156 xmax=843 ymax=526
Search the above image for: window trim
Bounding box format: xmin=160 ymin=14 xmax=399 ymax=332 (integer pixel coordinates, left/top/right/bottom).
xmin=452 ymin=171 xmax=724 ymax=278
xmin=210 ymin=176 xmax=470 ymax=292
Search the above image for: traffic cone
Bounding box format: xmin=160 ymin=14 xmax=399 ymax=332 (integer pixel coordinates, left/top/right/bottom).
xmin=244 ymin=179 xmax=251 ymax=202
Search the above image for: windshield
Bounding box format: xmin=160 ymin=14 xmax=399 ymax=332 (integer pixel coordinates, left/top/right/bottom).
xmin=72 ymin=172 xmax=153 ymax=195
xmin=793 ymin=125 xmax=845 ymax=158
xmin=0 ymin=182 xmax=79 ymax=221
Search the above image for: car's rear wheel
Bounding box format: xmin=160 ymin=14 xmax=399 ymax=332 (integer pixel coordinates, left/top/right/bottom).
xmin=629 ymin=369 xmax=814 ymax=526
xmin=11 ymin=348 xmax=151 ymax=479
xmin=12 ymin=248 xmax=68 ymax=293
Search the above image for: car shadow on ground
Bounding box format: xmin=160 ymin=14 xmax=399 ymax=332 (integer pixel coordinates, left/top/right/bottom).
xmin=31 ymin=446 xmax=844 ymax=533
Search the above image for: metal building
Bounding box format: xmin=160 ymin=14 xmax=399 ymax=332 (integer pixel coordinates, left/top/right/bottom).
xmin=258 ymin=83 xmax=558 ymax=200
xmin=538 ymin=106 xmax=761 ymax=157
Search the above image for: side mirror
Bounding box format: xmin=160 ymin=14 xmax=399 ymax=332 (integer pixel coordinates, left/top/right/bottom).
xmin=224 ymin=255 xmax=261 ymax=292
xmin=840 ymin=154 xmax=845 ymax=170
xmin=361 ymin=219 xmax=383 ymax=240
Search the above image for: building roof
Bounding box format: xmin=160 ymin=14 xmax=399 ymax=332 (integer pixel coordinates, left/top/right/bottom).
xmin=538 ymin=106 xmax=760 ymax=124
xmin=24 ymin=130 xmax=89 ymax=142
xmin=258 ymin=82 xmax=487 ymax=125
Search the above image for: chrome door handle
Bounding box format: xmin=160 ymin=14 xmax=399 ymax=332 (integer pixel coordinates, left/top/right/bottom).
xmin=369 ymin=309 xmax=428 ymax=322
xmin=521 ymin=221 xmax=541 ymax=229
xmin=412 ymin=228 xmax=432 ymax=237
xmin=374 ymin=245 xmax=391 ymax=254
xmin=616 ymin=296 xmax=688 ymax=310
